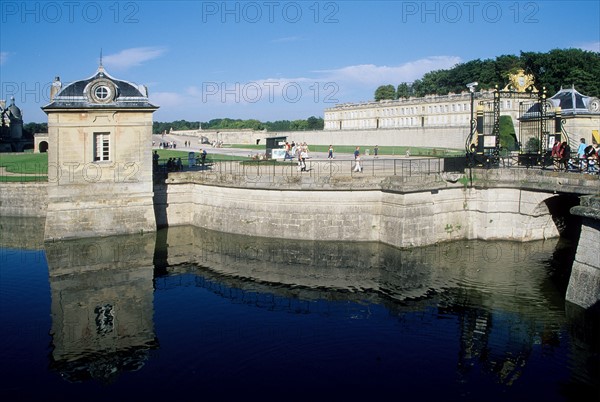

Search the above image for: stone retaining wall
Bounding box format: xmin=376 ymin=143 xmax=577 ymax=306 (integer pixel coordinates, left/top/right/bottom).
xmin=3 ymin=169 xmax=593 ymax=249
xmin=172 ymin=127 xmax=467 ymax=149
xmin=0 ymin=182 xmax=47 ymax=217
xmin=566 ymin=195 xmax=600 ymax=308
xmin=158 ymin=172 xmax=560 ymax=248
xmin=283 ymin=127 xmax=466 ymax=149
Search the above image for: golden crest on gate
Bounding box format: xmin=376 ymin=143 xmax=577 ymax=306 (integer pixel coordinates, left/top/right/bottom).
xmin=503 ymin=69 xmax=538 ymax=92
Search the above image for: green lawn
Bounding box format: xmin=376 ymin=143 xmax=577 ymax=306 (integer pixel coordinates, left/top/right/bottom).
xmin=0 ymin=153 xmax=48 ymax=174
xmin=0 ymin=153 xmax=48 ymax=182
xmin=0 ymin=175 xmax=47 ymax=182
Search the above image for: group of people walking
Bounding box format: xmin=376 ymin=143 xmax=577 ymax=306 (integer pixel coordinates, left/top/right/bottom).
xmin=283 ymin=141 xmax=311 ymax=172
xmin=284 ymin=143 xmax=366 ymax=173
xmin=552 ymin=137 xmax=599 ymax=174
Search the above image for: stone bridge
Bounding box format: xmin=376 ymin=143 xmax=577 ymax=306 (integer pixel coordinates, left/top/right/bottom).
xmin=465 ymin=168 xmax=599 ymax=196
xmin=156 ymin=165 xmax=598 ymax=245
xmin=154 ymin=164 xmax=599 ymax=309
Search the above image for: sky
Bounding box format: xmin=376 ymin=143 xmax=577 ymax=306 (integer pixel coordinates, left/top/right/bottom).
xmin=1 ymin=0 xmax=599 ymax=123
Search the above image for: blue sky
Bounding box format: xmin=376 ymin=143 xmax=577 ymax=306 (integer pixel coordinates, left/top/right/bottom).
xmin=1 ymin=0 xmax=599 ymax=123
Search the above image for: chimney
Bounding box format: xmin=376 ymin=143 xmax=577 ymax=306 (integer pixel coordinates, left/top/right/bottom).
xmin=50 ymin=76 xmax=62 ymax=101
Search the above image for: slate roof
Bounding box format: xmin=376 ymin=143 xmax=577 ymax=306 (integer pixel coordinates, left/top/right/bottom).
xmin=42 ymin=65 xmax=158 ymax=111
xmin=547 ymin=86 xmax=596 ymax=115
xmin=520 ymin=86 xmax=599 ymax=119
xmin=6 ymin=97 xmax=22 ymax=120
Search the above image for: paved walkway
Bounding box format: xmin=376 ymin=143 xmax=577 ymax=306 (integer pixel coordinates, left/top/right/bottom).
xmin=0 ymin=166 xmax=45 ymax=177
xmin=152 ymin=133 xmax=404 ymax=161
xmin=153 ymin=133 xmax=448 ymax=178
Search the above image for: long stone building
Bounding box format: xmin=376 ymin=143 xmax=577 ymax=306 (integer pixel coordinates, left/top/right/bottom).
xmin=324 ymin=90 xmax=513 ymax=131
xmin=323 ymin=79 xmax=600 ymax=150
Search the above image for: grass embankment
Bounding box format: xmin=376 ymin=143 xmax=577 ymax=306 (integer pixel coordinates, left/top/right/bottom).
xmin=0 ymin=153 xmax=48 ymax=182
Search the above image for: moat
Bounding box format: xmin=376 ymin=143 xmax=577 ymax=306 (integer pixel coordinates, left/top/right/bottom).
xmin=0 ymin=217 xmax=598 ymax=401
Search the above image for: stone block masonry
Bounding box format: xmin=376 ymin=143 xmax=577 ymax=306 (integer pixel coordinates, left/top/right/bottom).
xmin=566 ymin=195 xmax=600 ymax=309
xmin=160 ymin=172 xmax=563 ymax=248
xmin=0 ymin=182 xmax=47 ymax=217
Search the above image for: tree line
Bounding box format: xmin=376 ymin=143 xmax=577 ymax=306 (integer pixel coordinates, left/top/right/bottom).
xmin=153 ymin=116 xmax=324 ymax=134
xmin=374 ymin=49 xmax=600 ymax=101
xmin=21 ymin=122 xmax=48 ymax=138
xmin=18 ymin=118 xmax=324 ymax=135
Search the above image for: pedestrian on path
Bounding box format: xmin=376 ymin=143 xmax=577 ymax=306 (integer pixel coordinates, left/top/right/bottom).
xmin=353 ymin=147 xmax=362 ymax=172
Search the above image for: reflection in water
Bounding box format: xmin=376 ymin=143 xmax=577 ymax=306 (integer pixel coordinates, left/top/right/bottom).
xmin=0 ymin=216 xmax=45 ymax=250
xmin=156 ymin=225 xmax=564 ymax=307
xmin=0 ymin=217 xmax=597 ymax=399
xmin=45 ymin=234 xmax=159 ymax=383
xmin=153 ymin=226 xmax=580 ymax=390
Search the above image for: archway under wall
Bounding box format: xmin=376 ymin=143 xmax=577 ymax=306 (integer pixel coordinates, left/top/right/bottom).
xmin=543 ymin=193 xmax=582 ymax=240
xmin=34 ymin=134 xmax=49 ymax=153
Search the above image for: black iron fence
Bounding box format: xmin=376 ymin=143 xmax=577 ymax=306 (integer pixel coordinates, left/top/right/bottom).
xmin=155 ymin=156 xmax=467 ymax=178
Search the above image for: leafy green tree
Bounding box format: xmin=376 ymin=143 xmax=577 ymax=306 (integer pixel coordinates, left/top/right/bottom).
xmin=397 ymin=83 xmax=412 ymax=99
xmin=376 ymin=49 xmax=600 ymax=99
xmin=290 ymin=120 xmax=309 ymax=130
xmin=374 ymin=85 xmax=396 ymax=101
xmin=264 ymin=120 xmax=291 ymax=131
xmin=410 ymin=79 xmax=425 ymax=97
xmin=521 ymin=48 xmax=600 ymax=96
xmin=23 ymin=122 xmax=48 ymax=136
xmin=306 ymin=116 xmax=324 ymax=130
xmin=524 ymin=136 xmax=540 ymax=153
xmin=241 ymin=119 xmax=264 ymax=130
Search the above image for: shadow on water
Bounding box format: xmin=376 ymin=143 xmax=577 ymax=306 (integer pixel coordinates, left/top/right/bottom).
xmin=0 ymin=217 xmax=597 ymax=400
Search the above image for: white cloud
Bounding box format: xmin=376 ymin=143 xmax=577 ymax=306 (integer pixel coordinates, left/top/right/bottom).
xmin=576 ymin=41 xmax=600 ymax=52
xmin=103 ymin=47 xmax=167 ymax=70
xmin=149 ymin=91 xmax=185 ymax=108
xmin=271 ymin=36 xmax=302 ymax=43
xmin=0 ymin=52 xmax=8 ymax=65
xmin=315 ymin=56 xmax=463 ymax=87
xmin=151 ymin=56 xmax=465 ymax=120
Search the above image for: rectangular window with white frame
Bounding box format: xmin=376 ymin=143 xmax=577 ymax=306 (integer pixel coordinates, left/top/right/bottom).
xmin=94 ymin=132 xmax=110 ymax=161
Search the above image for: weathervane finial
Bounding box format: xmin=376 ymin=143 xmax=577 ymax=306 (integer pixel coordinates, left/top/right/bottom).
xmin=98 ymin=49 xmax=105 ymax=74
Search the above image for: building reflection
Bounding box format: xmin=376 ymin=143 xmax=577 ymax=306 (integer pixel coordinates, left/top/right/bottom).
xmin=0 ymin=216 xmax=590 ymax=390
xmin=0 ymin=216 xmax=45 ymax=250
xmin=155 ymin=226 xmax=572 ymax=389
xmin=45 ymin=234 xmax=159 ymax=383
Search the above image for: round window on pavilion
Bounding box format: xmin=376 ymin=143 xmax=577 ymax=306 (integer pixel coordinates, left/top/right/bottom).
xmin=88 ymin=80 xmax=116 ymax=104
xmin=94 ymin=85 xmax=110 ymax=100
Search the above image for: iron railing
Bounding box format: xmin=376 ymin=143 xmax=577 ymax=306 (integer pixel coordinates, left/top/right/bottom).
xmin=155 ymin=157 xmax=467 ymax=178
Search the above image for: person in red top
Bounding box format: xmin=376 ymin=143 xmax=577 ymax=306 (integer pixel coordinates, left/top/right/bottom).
xmin=551 ymin=139 xmax=562 ymax=171
xmin=559 ymin=141 xmax=571 ymax=171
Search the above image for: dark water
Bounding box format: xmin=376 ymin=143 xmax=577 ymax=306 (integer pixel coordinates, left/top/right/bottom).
xmin=0 ymin=218 xmax=598 ymax=401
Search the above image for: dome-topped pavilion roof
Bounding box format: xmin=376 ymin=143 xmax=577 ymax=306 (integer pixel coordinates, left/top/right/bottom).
xmin=548 ymin=85 xmax=600 ymax=115
xmin=7 ymin=97 xmax=22 ymax=120
xmin=42 ymin=64 xmax=158 ymax=111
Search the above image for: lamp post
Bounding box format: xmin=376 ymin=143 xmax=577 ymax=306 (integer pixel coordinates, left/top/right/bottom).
xmin=465 ymin=82 xmax=478 ymax=160
xmin=466 ymin=82 xmax=478 ymax=138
